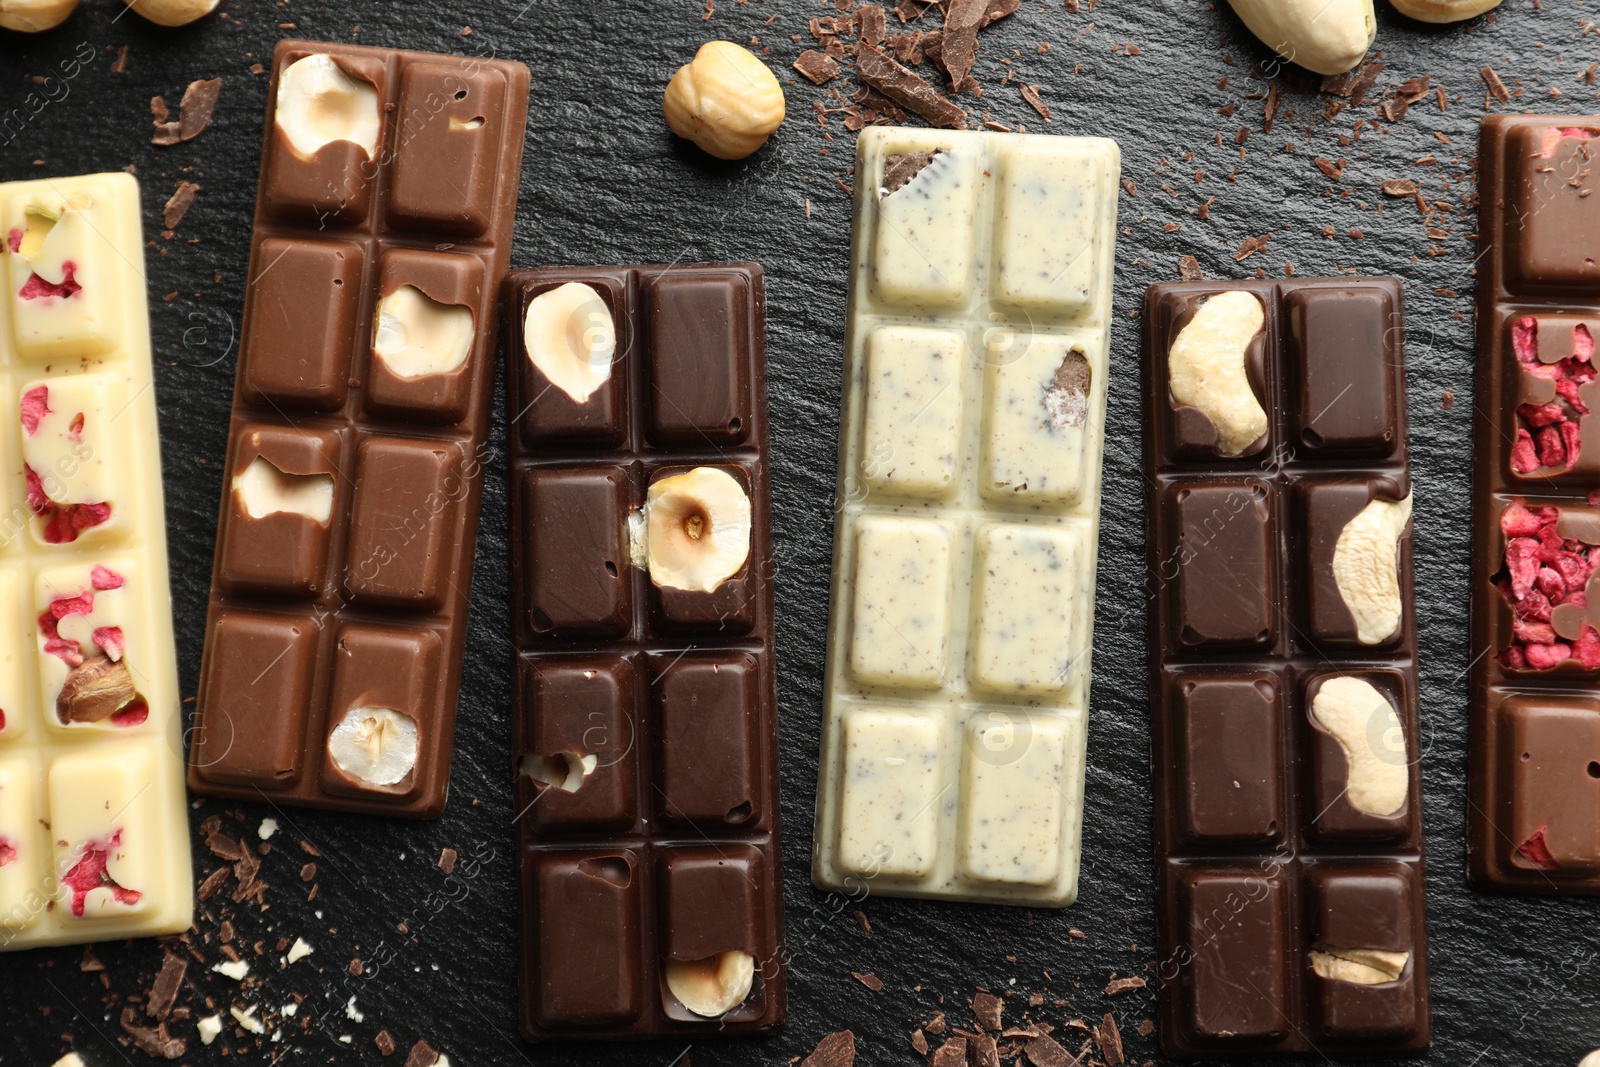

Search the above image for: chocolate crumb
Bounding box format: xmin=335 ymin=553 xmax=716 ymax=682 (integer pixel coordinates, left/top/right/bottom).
xmin=1019 ymin=83 xmax=1050 ymax=122
xmin=1177 ymin=255 xmax=1203 ymax=282
xmin=854 ymin=909 xmax=871 ymax=933
xmin=375 ymin=1030 xmax=397 ymax=1056
xmin=163 ymin=181 xmax=200 ymax=231
xmin=972 ymin=991 xmax=1003 ymax=1031
xmin=206 ymin=833 xmax=242 ymax=861
xmin=1314 ymin=158 xmax=1343 ymax=181
xmin=111 ymin=46 xmax=129 ymax=74
xmin=1023 ymin=1033 xmax=1077 ymax=1067
xmin=403 ymin=1041 xmax=441 ymax=1067
xmin=926 ymin=1010 xmax=947 ymax=1035
xmin=1441 ymin=390 xmax=1455 ymax=410
xmin=146 ymin=954 xmax=186 ymax=1021
xmin=299 ymin=840 xmax=320 ymax=857
xmin=300 ymin=862 xmax=317 ymax=882
xmin=1103 ymin=975 xmax=1145 ymax=996
xmin=349 ymin=958 xmax=364 ymax=977
xmin=795 ymin=50 xmax=841 ymax=85
xmin=801 ymin=1030 xmax=856 ymax=1067
xmin=176 ymin=78 xmax=222 ymax=142
xmin=1381 ymin=178 xmax=1419 ymax=197
xmin=912 ymin=1029 xmax=930 ymax=1055
xmin=1480 ymin=66 xmax=1510 ymax=104
xmin=1233 ymin=234 xmax=1270 ymax=261
xmin=119 ymin=1007 xmax=186 ymax=1059
xmin=928 ymin=1036 xmax=969 ymax=1067
xmin=437 ymin=848 xmax=458 ymax=875
xmin=1093 ymin=1013 xmax=1124 ymax=1066
xmin=1136 ymin=1019 xmax=1155 ymax=1037
xmin=852 ymin=970 xmax=885 ymax=991
xmin=197 ymin=867 xmax=229 ymax=901
xmin=80 ymin=945 xmax=104 ymax=972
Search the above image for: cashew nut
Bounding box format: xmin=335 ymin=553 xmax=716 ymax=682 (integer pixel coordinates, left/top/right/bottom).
xmin=1226 ymin=0 xmax=1376 ymax=76
xmin=1332 ymin=493 xmax=1411 ymax=644
xmin=1168 ymin=290 xmax=1268 ymax=456
xmin=0 ymin=0 xmax=80 ymax=32
xmin=1311 ymin=676 xmax=1408 ymax=817
xmin=121 ymin=0 xmax=219 ymax=26
xmin=1310 ymin=943 xmax=1409 ymax=984
xmin=1387 ymin=0 xmax=1501 ymax=23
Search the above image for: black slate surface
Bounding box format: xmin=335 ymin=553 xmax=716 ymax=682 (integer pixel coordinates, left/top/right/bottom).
xmin=1 ymin=1 xmax=1597 ymax=1065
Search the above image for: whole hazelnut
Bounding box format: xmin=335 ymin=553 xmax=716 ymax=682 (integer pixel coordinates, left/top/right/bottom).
xmin=0 ymin=0 xmax=81 ymax=33
xmin=662 ymin=41 xmax=785 ymax=161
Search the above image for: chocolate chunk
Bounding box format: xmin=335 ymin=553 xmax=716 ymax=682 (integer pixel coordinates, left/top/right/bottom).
xmin=1381 ymin=178 xmax=1419 ymax=197
xmin=858 ymin=4 xmax=887 ymax=46
xmin=197 ymin=867 xmax=229 ymax=901
xmin=794 ymin=49 xmax=841 ymax=85
xmin=929 ymin=1036 xmax=969 ymax=1067
xmin=856 ymin=45 xmax=966 ymax=128
xmin=120 ymin=1007 xmax=186 ymax=1059
xmin=375 ymin=1030 xmax=396 ymax=1056
xmin=1092 ymin=1014 xmax=1123 ymax=1066
xmin=968 ymin=1033 xmax=1000 ymax=1067
xmin=852 ymin=970 xmax=884 ymax=991
xmin=801 ymin=1031 xmax=856 ymax=1067
xmin=1023 ymin=1034 xmax=1079 ymax=1067
xmin=146 ymin=954 xmax=187 ymax=1021
xmin=206 ymin=833 xmax=242 ymax=861
xmin=178 ymin=78 xmax=222 ymax=142
xmin=1019 ymin=83 xmax=1050 ymax=121
xmin=940 ymin=0 xmax=986 ymax=90
xmin=403 ymin=1041 xmax=441 ymax=1067
xmin=912 ymin=1029 xmax=930 ymax=1055
xmin=1177 ymin=255 xmax=1203 ymax=282
xmin=163 ymin=181 xmax=200 ymax=231
xmin=882 ymin=149 xmax=941 ymax=194
xmin=972 ymin=991 xmax=1003 ymax=1031
xmin=437 ymin=847 xmax=457 ymax=875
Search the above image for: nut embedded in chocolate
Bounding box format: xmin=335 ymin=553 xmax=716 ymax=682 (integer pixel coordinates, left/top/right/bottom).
xmin=1308 ymin=942 xmax=1409 ymax=984
xmin=373 ymin=285 xmax=474 ymax=381
xmin=1167 ymin=290 xmax=1268 ymax=456
xmin=522 ymin=281 xmax=615 ymax=402
xmin=1311 ymin=675 xmax=1408 ymax=817
xmin=275 ymin=53 xmax=380 ymax=159
xmin=663 ymin=950 xmax=755 ymax=1017
xmin=641 ymin=467 xmax=752 ymax=593
xmin=57 ymin=653 xmax=141 ymax=724
xmin=327 ymin=706 xmax=419 ymax=788
xmin=1331 ymin=493 xmax=1412 ymax=645
xmin=519 ymin=751 xmax=597 ymax=794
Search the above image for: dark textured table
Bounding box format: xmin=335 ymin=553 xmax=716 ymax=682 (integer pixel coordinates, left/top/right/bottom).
xmin=2 ymin=2 xmax=1597 ymax=1065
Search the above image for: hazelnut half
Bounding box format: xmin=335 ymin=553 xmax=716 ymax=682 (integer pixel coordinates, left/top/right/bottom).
xmin=642 ymin=467 xmax=751 ymax=593
xmin=233 ymin=456 xmax=335 ymax=523
xmin=275 ymin=54 xmax=381 ymax=160
xmin=519 ymin=752 xmax=598 ymax=794
xmin=662 ymin=41 xmax=786 ymax=161
xmin=373 ymin=285 xmax=474 ymax=381
xmin=121 ymin=0 xmax=219 ymax=26
xmin=328 ymin=707 xmax=418 ymax=788
xmin=664 ymin=950 xmax=755 ymax=1017
xmin=522 ymin=282 xmax=616 ymax=403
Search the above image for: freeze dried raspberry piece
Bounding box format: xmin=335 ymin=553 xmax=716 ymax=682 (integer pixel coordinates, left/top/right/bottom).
xmin=20 ymin=386 xmax=50 ymax=435
xmin=1495 ymin=501 xmax=1600 ymax=670
xmin=1510 ymin=318 xmax=1597 ymax=474
xmin=24 ymin=465 xmax=111 ymax=544
xmin=62 ymin=832 xmax=142 ymax=916
xmin=1515 ymin=828 xmax=1560 ymax=870
xmin=0 ymin=837 xmax=15 ymax=867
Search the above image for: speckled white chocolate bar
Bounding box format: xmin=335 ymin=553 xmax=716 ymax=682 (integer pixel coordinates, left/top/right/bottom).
xmin=0 ymin=174 xmax=191 ymax=949
xmin=812 ymin=128 xmax=1120 ymax=906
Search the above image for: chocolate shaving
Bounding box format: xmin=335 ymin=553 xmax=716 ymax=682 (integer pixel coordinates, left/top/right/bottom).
xmin=206 ymin=833 xmax=243 ymax=861
xmin=111 ymin=46 xmax=129 ymax=74
xmin=1103 ymin=975 xmax=1145 ymax=996
xmin=801 ymin=1030 xmax=856 ymax=1067
xmin=1092 ymin=1014 xmax=1124 ymax=1066
xmin=972 ymin=991 xmax=1003 ymax=1031
xmin=969 ymin=1033 xmax=1001 ymax=1067
xmin=937 ymin=0 xmax=984 ymax=90
xmin=929 ymin=1036 xmax=969 ymax=1067
xmin=854 ymin=909 xmax=870 ymax=933
xmin=163 ymin=181 xmax=200 ymax=231
xmin=1381 ymin=178 xmax=1419 ymax=197
xmin=1314 ymin=157 xmax=1343 ymax=181
xmin=856 ymin=45 xmax=967 ymax=128
xmin=403 ymin=1040 xmax=441 ymax=1067
xmin=197 ymin=867 xmax=229 ymax=901
xmin=852 ymin=970 xmax=884 ymax=991
xmin=1347 ymin=61 xmax=1385 ymax=107
xmin=858 ymin=3 xmax=887 ymax=46
xmin=926 ymin=1010 xmax=948 ymax=1035
xmin=1019 ymin=83 xmax=1050 ymax=122
xmin=795 ymin=50 xmax=841 ymax=85
xmin=177 ymin=78 xmax=222 ymax=142
xmin=1480 ymin=66 xmax=1510 ymax=103
xmin=1024 ymin=1034 xmax=1079 ymax=1067
xmin=146 ymin=953 xmax=186 ymax=1021
xmin=1233 ymin=234 xmax=1270 ymax=261
xmin=437 ymin=847 xmax=457 ymax=875
xmin=1262 ymin=81 xmax=1281 ymax=132
xmin=150 ymin=95 xmax=180 ymax=146
xmin=120 ymin=1007 xmax=186 ymax=1059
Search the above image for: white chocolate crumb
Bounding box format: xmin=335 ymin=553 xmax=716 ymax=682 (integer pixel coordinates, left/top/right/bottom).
xmin=257 ymin=817 xmax=278 ymax=840
xmin=230 ymin=1005 xmax=266 ymax=1035
xmin=212 ymin=960 xmax=250 ymax=981
xmin=286 ymin=937 xmax=313 ymax=965
xmin=345 ymin=996 xmax=363 ymax=1022
xmin=197 ymin=1015 xmax=223 ymax=1045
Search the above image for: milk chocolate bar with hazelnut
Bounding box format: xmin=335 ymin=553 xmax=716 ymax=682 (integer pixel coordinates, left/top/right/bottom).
xmin=0 ymin=173 xmax=193 ymax=950
xmin=503 ymin=263 xmax=784 ymax=1040
xmin=1142 ymin=278 xmax=1431 ymax=1057
xmin=185 ymin=40 xmax=530 ymax=818
xmin=811 ymin=127 xmax=1121 ymax=908
xmin=1468 ymin=115 xmax=1600 ymax=894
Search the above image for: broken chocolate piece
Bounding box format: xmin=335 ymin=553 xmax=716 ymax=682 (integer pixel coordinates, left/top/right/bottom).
xmin=940 ymin=0 xmax=986 ymax=91
xmin=120 ymin=1007 xmax=186 ymax=1059
xmin=801 ymin=1031 xmax=856 ymax=1067
xmin=146 ymin=953 xmax=187 ymax=1021
xmin=794 ymin=49 xmax=841 ymax=85
xmin=929 ymin=1036 xmax=969 ymax=1067
xmin=1092 ymin=1014 xmax=1123 ymax=1066
xmin=403 ymin=1041 xmax=441 ymax=1067
xmin=1023 ymin=1034 xmax=1078 ymax=1067
xmin=972 ymin=991 xmax=1003 ymax=1031
xmin=163 ymin=181 xmax=200 ymax=231
xmin=855 ymin=45 xmax=966 ymax=129
xmin=177 ymin=78 xmax=222 ymax=142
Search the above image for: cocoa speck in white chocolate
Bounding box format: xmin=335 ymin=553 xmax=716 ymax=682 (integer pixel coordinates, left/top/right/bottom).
xmin=814 ymin=127 xmax=1119 ymax=906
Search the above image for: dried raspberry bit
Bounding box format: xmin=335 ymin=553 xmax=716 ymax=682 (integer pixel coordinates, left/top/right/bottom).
xmin=90 ymin=565 xmax=124 ymax=591
xmin=1539 ymin=125 xmax=1598 ymax=157
xmin=39 ymin=590 xmax=96 ymax=667
xmin=17 ymin=260 xmax=82 ymax=301
xmin=93 ymin=626 xmax=126 ymax=663
xmin=0 ymin=837 xmax=15 ymax=867
xmin=110 ymin=697 xmax=149 ymax=728
xmin=1515 ymin=828 xmax=1560 ymax=870
xmin=61 ymin=832 xmax=142 ymax=917
xmin=6 ymin=229 xmax=20 ymax=254
xmin=24 ymin=465 xmax=111 ymax=544
xmin=1494 ymin=501 xmax=1600 ymax=670
xmin=20 ymin=386 xmax=50 ymax=436
xmin=1510 ymin=319 xmax=1596 ymax=474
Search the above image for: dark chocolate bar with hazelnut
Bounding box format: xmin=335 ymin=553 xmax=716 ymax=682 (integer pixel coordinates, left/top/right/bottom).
xmin=185 ymin=40 xmax=529 ymax=818
xmin=1469 ymin=115 xmax=1600 ymax=894
xmin=503 ymin=264 xmax=785 ymax=1040
xmin=1143 ymin=278 xmax=1431 ymax=1057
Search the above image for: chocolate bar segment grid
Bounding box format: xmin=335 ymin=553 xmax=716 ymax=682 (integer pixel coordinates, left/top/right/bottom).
xmin=1469 ymin=114 xmax=1600 ymax=893
xmin=504 ymin=264 xmax=785 ymax=1040
xmin=186 ymin=40 xmax=529 ymax=818
xmin=811 ymin=127 xmax=1121 ymax=907
xmin=1142 ymin=278 xmax=1431 ymax=1057
xmin=0 ymin=173 xmax=192 ymax=950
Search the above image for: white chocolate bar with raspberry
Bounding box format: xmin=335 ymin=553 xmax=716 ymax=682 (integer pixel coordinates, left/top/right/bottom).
xmin=0 ymin=173 xmax=191 ymax=949
xmin=812 ymin=128 xmax=1119 ymax=906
